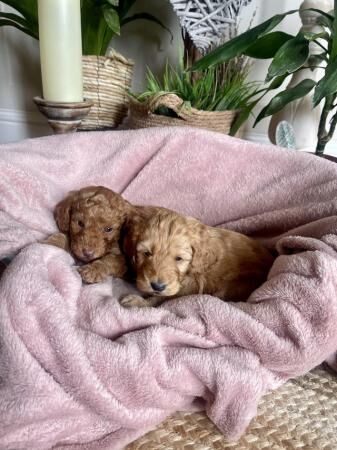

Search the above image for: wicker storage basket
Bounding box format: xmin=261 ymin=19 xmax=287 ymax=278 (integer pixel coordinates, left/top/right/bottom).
xmin=80 ymin=51 xmax=134 ymax=130
xmin=128 ymin=93 xmax=238 ymax=135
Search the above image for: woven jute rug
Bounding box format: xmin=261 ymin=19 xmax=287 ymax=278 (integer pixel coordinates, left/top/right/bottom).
xmin=127 ymin=367 xmax=337 ymax=450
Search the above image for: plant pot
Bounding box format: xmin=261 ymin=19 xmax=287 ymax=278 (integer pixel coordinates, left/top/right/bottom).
xmin=80 ymin=50 xmax=134 ymax=130
xmin=128 ymin=93 xmax=238 ymax=135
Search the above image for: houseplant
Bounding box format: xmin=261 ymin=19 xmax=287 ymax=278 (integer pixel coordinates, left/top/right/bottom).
xmin=128 ymin=57 xmax=257 ymax=135
xmin=129 ymin=1 xmax=257 ymax=135
xmin=192 ymin=3 xmax=337 ymax=155
xmin=0 ymin=0 xmax=169 ymax=129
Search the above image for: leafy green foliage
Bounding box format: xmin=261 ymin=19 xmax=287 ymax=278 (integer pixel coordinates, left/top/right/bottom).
xmin=230 ymin=99 xmax=259 ymax=135
xmin=313 ymin=57 xmax=337 ymax=106
xmin=254 ymin=79 xmax=316 ymax=125
xmin=0 ymin=0 xmax=170 ymax=56
xmin=191 ymin=10 xmax=298 ymax=71
xmin=102 ymin=4 xmax=120 ymax=34
xmin=81 ymin=0 xmax=170 ymax=55
xmin=2 ymin=0 xmax=38 ymax=24
xmin=266 ymin=34 xmax=309 ymax=81
xmin=0 ymin=0 xmax=38 ymax=38
xmin=192 ymin=5 xmax=337 ymax=154
xmin=244 ymin=32 xmax=294 ymax=59
xmin=136 ymin=58 xmax=258 ymax=115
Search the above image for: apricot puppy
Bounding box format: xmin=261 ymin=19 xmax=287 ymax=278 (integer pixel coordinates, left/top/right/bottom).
xmin=44 ymin=186 xmax=131 ymax=283
xmin=120 ymin=209 xmax=274 ymax=308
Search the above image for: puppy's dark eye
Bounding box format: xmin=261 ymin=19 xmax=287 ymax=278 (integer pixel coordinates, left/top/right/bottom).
xmin=78 ymin=220 xmax=84 ymax=228
xmin=104 ymin=227 xmax=113 ymax=233
xmin=144 ymin=251 xmax=151 ymax=257
xmin=175 ymin=256 xmax=183 ymax=262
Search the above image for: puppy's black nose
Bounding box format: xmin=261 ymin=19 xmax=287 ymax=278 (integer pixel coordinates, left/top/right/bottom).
xmin=150 ymin=281 xmax=166 ymax=292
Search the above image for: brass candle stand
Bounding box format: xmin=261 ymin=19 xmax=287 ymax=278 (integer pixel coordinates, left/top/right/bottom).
xmin=33 ymin=97 xmax=93 ymax=134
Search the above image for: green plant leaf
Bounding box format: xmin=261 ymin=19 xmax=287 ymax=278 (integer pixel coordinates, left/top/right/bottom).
xmin=307 ymin=53 xmax=327 ymax=67
xmin=316 ymin=14 xmax=333 ymax=28
xmin=191 ymin=10 xmax=298 ymax=70
xmin=244 ymin=32 xmax=294 ymax=59
xmin=82 ymin=0 xmax=113 ymax=55
xmin=254 ymin=79 xmax=316 ymax=125
xmin=117 ymin=0 xmax=137 ymax=19
xmin=302 ymin=31 xmax=329 ymax=41
xmin=121 ymin=12 xmax=173 ymax=40
xmin=0 ymin=18 xmax=37 ymax=38
xmin=331 ymin=6 xmax=337 ymax=59
xmin=136 ymin=58 xmax=257 ymax=115
xmin=102 ymin=5 xmax=120 ymax=35
xmin=313 ymin=57 xmax=337 ymax=106
xmin=0 ymin=10 xmax=39 ymax=38
xmin=105 ymin=0 xmax=119 ymax=6
xmin=229 ymin=73 xmax=289 ymax=135
xmin=268 ymin=73 xmax=290 ymax=90
xmin=0 ymin=11 xmax=28 ymax=27
xmin=266 ymin=34 xmax=309 ymax=81
xmin=309 ymin=8 xmax=334 ymax=22
xmin=230 ymin=99 xmax=260 ymax=136
xmin=0 ymin=0 xmax=38 ymax=36
xmin=0 ymin=0 xmax=38 ymax=22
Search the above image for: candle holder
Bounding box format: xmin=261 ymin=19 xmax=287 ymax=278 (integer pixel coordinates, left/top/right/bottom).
xmin=33 ymin=97 xmax=94 ymax=134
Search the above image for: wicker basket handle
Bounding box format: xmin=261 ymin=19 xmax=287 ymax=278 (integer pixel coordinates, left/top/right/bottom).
xmin=148 ymin=93 xmax=190 ymax=119
xmin=104 ymin=49 xmax=132 ymax=67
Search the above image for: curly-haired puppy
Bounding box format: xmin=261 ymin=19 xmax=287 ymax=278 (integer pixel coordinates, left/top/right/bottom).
xmin=120 ymin=209 xmax=274 ymax=307
xmin=44 ymin=186 xmax=162 ymax=284
xmin=44 ymin=186 xmax=134 ymax=283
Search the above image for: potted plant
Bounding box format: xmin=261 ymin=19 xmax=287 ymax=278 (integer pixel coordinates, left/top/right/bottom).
xmin=128 ymin=0 xmax=257 ymax=135
xmin=128 ymin=56 xmax=257 ymax=135
xmin=192 ymin=3 xmax=337 ymax=156
xmin=0 ymin=0 xmax=169 ymax=130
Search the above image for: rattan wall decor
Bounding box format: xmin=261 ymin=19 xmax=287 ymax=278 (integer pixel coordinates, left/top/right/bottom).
xmin=169 ymin=0 xmax=253 ymax=51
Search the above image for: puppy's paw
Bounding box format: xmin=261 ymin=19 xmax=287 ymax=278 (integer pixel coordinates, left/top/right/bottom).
xmin=78 ymin=263 xmax=107 ymax=284
xmin=119 ymin=295 xmax=149 ymax=308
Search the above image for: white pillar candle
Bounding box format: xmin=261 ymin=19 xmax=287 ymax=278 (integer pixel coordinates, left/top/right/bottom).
xmin=38 ymin=0 xmax=83 ymax=102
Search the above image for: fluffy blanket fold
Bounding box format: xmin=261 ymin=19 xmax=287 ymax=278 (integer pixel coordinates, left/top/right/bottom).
xmin=1 ymin=127 xmax=337 ymax=450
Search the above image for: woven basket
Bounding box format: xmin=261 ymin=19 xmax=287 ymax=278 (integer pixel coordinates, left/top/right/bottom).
xmin=80 ymin=51 xmax=134 ymax=130
xmin=128 ymin=93 xmax=238 ymax=135
xmin=127 ymin=367 xmax=337 ymax=449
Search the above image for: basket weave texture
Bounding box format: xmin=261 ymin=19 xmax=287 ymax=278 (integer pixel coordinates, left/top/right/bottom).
xmin=128 ymin=93 xmax=238 ymax=135
xmin=127 ymin=368 xmax=337 ymax=450
xmin=80 ymin=51 xmax=134 ymax=130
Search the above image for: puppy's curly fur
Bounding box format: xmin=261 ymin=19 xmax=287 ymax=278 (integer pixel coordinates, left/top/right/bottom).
xmin=44 ymin=186 xmax=132 ymax=283
xmin=120 ymin=209 xmax=275 ymax=308
xmin=44 ymin=186 xmax=162 ymax=284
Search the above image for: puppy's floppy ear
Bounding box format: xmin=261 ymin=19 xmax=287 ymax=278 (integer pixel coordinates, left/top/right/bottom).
xmin=187 ymin=219 xmax=214 ymax=272
xmin=120 ymin=214 xmax=144 ymax=262
xmin=54 ymin=191 xmax=79 ymax=233
xmin=105 ymin=189 xmax=133 ymax=214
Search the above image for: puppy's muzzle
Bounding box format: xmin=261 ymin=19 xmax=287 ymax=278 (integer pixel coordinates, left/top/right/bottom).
xmin=150 ymin=281 xmax=166 ymax=293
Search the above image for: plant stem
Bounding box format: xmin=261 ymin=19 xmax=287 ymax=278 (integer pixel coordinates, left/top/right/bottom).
xmin=332 ymin=0 xmax=337 ymax=59
xmin=313 ymin=40 xmax=328 ymax=53
xmin=327 ymin=110 xmax=337 ymax=140
xmin=315 ymin=2 xmax=337 ymax=155
xmin=316 ymin=95 xmax=336 ymax=155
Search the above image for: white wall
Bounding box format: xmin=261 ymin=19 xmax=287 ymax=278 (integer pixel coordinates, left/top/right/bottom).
xmin=0 ymin=4 xmax=50 ymax=141
xmin=0 ymin=0 xmax=335 ymax=154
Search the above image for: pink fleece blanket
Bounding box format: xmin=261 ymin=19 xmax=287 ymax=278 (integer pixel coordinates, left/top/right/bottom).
xmin=1 ymin=127 xmax=337 ymax=450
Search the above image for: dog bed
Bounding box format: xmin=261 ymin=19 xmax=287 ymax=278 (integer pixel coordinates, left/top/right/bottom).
xmin=1 ymin=127 xmax=337 ymax=450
